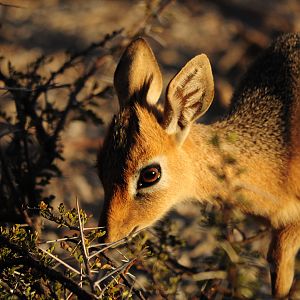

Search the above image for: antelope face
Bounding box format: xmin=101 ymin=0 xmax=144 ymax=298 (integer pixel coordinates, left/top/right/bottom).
xmin=98 ymin=38 xmax=214 ymax=242
xmin=98 ymin=105 xmax=180 ymax=242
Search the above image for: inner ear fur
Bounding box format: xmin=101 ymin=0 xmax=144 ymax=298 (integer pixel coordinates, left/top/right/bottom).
xmin=114 ymin=38 xmax=163 ymax=109
xmin=163 ymin=54 xmax=214 ymax=144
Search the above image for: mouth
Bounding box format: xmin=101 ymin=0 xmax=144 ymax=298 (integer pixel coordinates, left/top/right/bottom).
xmin=103 ymin=225 xmax=149 ymax=245
xmin=110 ymin=225 xmax=140 ymax=244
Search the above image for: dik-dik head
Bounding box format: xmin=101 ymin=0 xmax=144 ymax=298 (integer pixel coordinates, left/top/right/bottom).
xmin=98 ymin=38 xmax=214 ymax=242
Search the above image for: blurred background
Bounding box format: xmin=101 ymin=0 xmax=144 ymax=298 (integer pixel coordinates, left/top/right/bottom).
xmin=0 ymin=0 xmax=299 ymax=298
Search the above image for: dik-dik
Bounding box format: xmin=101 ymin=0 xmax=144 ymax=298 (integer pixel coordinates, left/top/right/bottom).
xmin=98 ymin=33 xmax=299 ymax=298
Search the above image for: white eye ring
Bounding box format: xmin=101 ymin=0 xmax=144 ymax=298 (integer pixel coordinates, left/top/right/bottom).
xmin=128 ymin=156 xmax=169 ymax=197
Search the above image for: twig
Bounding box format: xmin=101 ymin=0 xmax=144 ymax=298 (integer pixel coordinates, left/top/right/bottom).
xmin=66 ymin=292 xmax=73 ymax=300
xmin=39 ymin=247 xmax=81 ymax=276
xmin=76 ymin=198 xmax=89 ymax=260
xmin=126 ymin=278 xmax=136 ymax=300
xmin=44 ymin=29 xmax=123 ymax=89
xmin=127 ymin=0 xmax=174 ymax=37
xmin=89 ymin=226 xmax=148 ymax=259
xmin=193 ymin=270 xmax=227 ymax=281
xmin=0 ymin=84 xmax=70 ymax=92
xmin=97 ymin=275 xmax=118 ymax=298
xmin=51 ymin=65 xmax=96 ymax=142
xmin=84 ymin=226 xmax=105 ymax=231
xmin=101 ymin=252 xmax=146 ymax=300
xmin=94 ymin=258 xmax=137 ymax=289
xmin=76 ymin=197 xmax=96 ymax=293
xmin=38 ymin=236 xmax=79 ymax=244
xmin=0 ymin=235 xmax=96 ymax=299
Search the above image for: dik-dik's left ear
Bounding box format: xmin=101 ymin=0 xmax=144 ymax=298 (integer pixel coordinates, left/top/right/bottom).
xmin=163 ymin=54 xmax=214 ymax=145
xmin=114 ymin=38 xmax=163 ymax=108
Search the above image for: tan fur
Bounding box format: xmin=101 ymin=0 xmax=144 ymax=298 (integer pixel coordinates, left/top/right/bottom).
xmin=268 ymin=224 xmax=300 ymax=298
xmin=113 ymin=38 xmax=162 ymax=108
xmin=98 ymin=34 xmax=300 ymax=298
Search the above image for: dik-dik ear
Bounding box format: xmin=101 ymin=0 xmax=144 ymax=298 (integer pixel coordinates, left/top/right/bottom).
xmin=164 ymin=54 xmax=214 ymax=144
xmin=114 ymin=38 xmax=163 ymax=108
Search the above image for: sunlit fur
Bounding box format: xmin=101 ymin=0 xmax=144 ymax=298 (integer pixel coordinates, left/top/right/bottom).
xmin=98 ymin=34 xmax=299 ymax=298
xmin=98 ymin=104 xmax=193 ymax=242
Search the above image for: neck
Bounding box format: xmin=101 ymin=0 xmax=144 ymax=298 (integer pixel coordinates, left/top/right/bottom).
xmin=182 ymin=121 xmax=285 ymax=219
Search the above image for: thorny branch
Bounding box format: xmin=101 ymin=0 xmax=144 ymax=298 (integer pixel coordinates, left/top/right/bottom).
xmin=37 ymin=199 xmax=147 ymax=299
xmin=76 ymin=198 xmax=96 ymax=293
xmin=0 ymin=235 xmax=96 ymax=300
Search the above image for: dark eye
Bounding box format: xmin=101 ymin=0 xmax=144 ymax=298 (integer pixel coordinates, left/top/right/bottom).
xmin=138 ymin=164 xmax=161 ymax=189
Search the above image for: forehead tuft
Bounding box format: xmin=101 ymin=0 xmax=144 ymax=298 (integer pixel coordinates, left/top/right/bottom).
xmin=97 ymin=104 xmax=166 ymax=186
xmin=111 ymin=109 xmax=137 ymax=150
xmin=97 ymin=107 xmax=139 ymax=183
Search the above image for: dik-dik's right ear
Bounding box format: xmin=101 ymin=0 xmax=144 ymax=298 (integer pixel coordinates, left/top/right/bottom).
xmin=114 ymin=38 xmax=163 ymax=109
xmin=163 ymin=54 xmax=214 ymax=145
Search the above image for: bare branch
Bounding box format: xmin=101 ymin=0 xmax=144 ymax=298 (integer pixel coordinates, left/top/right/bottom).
xmin=192 ymin=270 xmax=227 ymax=281
xmin=0 ymin=235 xmax=96 ymax=299
xmin=76 ymin=197 xmax=96 ymax=293
xmin=39 ymin=247 xmax=81 ymax=276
